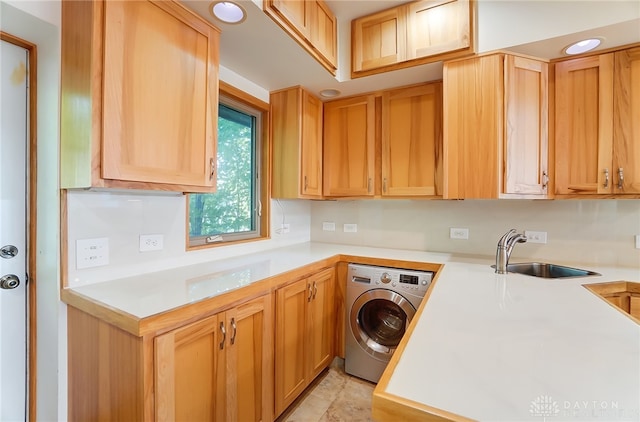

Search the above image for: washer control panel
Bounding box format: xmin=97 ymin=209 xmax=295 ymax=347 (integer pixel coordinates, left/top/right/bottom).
xmin=349 ymin=264 xmax=433 ymax=294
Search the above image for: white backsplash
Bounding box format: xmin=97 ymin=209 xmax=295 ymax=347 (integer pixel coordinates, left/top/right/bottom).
xmin=66 ymin=190 xmax=310 ymax=286
xmin=310 ymin=199 xmax=640 ymax=269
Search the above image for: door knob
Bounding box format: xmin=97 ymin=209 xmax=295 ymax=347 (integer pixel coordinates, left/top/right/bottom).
xmin=0 ymin=245 xmax=18 ymax=259
xmin=0 ymin=274 xmax=20 ymax=290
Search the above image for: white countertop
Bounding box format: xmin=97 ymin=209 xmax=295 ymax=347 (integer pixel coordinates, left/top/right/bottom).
xmin=69 ymin=241 xmax=640 ymax=420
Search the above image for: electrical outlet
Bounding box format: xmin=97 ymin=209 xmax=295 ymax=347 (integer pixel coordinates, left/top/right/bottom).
xmin=450 ymin=227 xmax=469 ymax=240
xmin=343 ymin=223 xmax=358 ymax=233
xmin=76 ymin=237 xmax=109 ymax=269
xmin=322 ymin=222 xmax=336 ymax=231
xmin=525 ymin=230 xmax=547 ymax=244
xmin=635 ymin=234 xmax=640 ymax=249
xmin=139 ymin=234 xmax=164 ymax=252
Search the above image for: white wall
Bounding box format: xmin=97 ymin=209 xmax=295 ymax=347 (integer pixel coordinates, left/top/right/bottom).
xmin=310 ymin=199 xmax=640 ymax=268
xmin=0 ymin=1 xmax=61 ymax=420
xmin=66 ymin=192 xmax=311 ymax=286
xmin=476 ymin=0 xmax=640 ymax=52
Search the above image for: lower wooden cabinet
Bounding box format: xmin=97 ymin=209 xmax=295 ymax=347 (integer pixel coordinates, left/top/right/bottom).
xmin=274 ymin=267 xmax=336 ymax=416
xmin=155 ymin=294 xmax=274 ymax=422
xmin=67 ymin=293 xmax=273 ymax=421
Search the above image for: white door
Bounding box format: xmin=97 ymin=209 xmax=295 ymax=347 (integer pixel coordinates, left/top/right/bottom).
xmin=0 ymin=39 xmax=28 ymax=421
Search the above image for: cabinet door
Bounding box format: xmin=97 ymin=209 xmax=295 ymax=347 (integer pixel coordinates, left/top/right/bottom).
xmin=155 ymin=314 xmax=224 ymax=422
xmin=307 ymin=268 xmax=336 ymax=380
xmin=102 ymin=0 xmax=218 ymax=187
xmin=406 ymin=0 xmax=471 ymax=60
xmin=613 ymin=46 xmax=640 ymax=194
xmin=444 ymin=55 xmax=503 ymax=199
xmin=309 ymin=0 xmax=337 ymax=68
xmin=504 ymin=55 xmax=549 ymax=195
xmin=323 ymin=95 xmax=376 ymax=197
xmin=629 ymin=295 xmax=640 ymax=319
xmin=275 ymin=279 xmax=309 ymax=415
xmin=352 ymin=7 xmax=407 ymax=72
xmin=224 ymin=295 xmax=274 ymax=422
xmin=382 ymin=83 xmax=443 ymax=196
xmin=268 ymin=0 xmax=310 ymax=39
xmin=555 ymin=54 xmax=614 ymax=195
xmin=301 ymin=90 xmax=324 ymax=197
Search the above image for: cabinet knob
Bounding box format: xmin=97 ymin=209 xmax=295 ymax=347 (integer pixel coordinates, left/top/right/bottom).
xmin=230 ymin=318 xmax=237 ymax=345
xmin=304 ymin=176 xmax=308 ymax=191
xmin=541 ymin=171 xmax=549 ymax=190
xmin=603 ymin=168 xmax=609 ymax=188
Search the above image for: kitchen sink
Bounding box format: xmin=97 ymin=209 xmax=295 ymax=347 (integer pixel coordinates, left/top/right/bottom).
xmin=491 ymin=262 xmax=601 ymax=279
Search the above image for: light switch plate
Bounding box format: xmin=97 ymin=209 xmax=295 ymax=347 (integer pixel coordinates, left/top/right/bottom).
xmin=76 ymin=237 xmax=109 ymax=269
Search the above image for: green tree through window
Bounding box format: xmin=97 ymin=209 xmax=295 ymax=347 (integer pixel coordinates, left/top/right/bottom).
xmin=189 ymin=100 xmax=260 ymax=244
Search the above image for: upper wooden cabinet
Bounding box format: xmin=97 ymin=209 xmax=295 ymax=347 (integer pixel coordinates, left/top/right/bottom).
xmin=60 ymin=0 xmax=220 ymax=192
xmin=352 ymin=0 xmax=474 ymax=78
xmin=264 ymin=0 xmax=337 ymax=74
xmin=555 ymin=46 xmax=640 ymax=196
xmin=323 ymin=95 xmax=376 ymax=197
xmin=444 ymin=53 xmax=549 ymax=199
xmin=382 ymin=83 xmax=443 ymax=196
xmin=271 ymin=86 xmax=323 ymax=199
xmin=155 ymin=294 xmax=273 ymax=422
xmin=323 ymin=82 xmax=443 ymax=198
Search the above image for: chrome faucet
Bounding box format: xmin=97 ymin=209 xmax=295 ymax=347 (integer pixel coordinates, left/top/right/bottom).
xmin=495 ymin=229 xmax=527 ymax=274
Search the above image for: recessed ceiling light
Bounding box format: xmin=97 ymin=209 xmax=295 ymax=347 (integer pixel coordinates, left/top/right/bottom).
xmin=563 ymin=38 xmax=603 ymax=55
xmin=210 ymin=1 xmax=246 ymax=24
xmin=319 ymin=89 xmax=341 ymax=98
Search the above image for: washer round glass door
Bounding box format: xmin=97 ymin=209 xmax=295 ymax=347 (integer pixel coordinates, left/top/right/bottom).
xmin=349 ymin=289 xmax=416 ymax=361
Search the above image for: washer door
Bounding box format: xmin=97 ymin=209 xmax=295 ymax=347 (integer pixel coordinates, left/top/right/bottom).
xmin=349 ymin=289 xmax=416 ymax=361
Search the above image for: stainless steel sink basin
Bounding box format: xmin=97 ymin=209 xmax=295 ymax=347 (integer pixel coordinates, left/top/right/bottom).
xmin=491 ymin=262 xmax=601 ymax=279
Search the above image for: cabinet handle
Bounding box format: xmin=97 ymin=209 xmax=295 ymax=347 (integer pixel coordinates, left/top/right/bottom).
xmin=230 ymin=318 xmax=237 ymax=346
xmin=542 ymin=171 xmax=549 ymax=190
xmin=312 ymin=281 xmax=317 ymax=300
xmin=383 ymin=178 xmax=387 ymax=194
xmin=219 ymin=321 xmax=226 ymax=350
xmin=617 ymin=168 xmax=624 ymax=190
xmin=304 ymin=176 xmax=308 ymax=192
xmin=603 ymin=168 xmax=609 ymax=188
xmin=209 ymin=158 xmax=215 ymax=181
xmin=367 ymin=177 xmax=372 ymax=193
xmin=308 ymin=283 xmax=313 ymax=302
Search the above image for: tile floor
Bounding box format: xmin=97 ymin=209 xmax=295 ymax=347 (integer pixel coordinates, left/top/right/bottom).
xmin=277 ymin=358 xmax=376 ymax=422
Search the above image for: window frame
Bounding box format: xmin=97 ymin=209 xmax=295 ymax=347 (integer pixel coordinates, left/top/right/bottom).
xmin=187 ymin=82 xmax=270 ymax=249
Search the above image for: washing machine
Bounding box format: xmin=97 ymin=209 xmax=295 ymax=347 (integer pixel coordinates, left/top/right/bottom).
xmin=345 ymin=263 xmax=433 ymax=383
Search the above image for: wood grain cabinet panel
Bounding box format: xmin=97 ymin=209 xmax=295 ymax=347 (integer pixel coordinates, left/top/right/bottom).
xmin=323 ymin=95 xmax=376 ymax=197
xmin=275 ymin=268 xmax=336 ymax=417
xmin=60 ymin=0 xmax=220 ymax=192
xmin=406 ymin=0 xmax=472 ymax=61
xmin=555 ymin=46 xmax=640 ymax=196
xmin=444 ymin=53 xmax=549 ymax=199
xmin=613 ymin=46 xmax=640 ymax=194
xmin=352 ymin=0 xmax=474 ymax=78
xmin=382 ymin=83 xmax=443 ymax=196
xmin=352 ymin=7 xmax=407 ymax=73
xmin=155 ymin=294 xmax=273 ymax=422
xmin=264 ymin=0 xmax=337 ymax=74
xmin=271 ymin=87 xmax=323 ymax=199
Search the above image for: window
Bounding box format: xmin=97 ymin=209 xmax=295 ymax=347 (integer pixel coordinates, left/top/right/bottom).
xmin=188 ymin=88 xmax=268 ymax=248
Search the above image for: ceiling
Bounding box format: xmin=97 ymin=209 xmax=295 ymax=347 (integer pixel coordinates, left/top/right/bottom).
xmin=181 ymin=0 xmax=640 ymax=100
